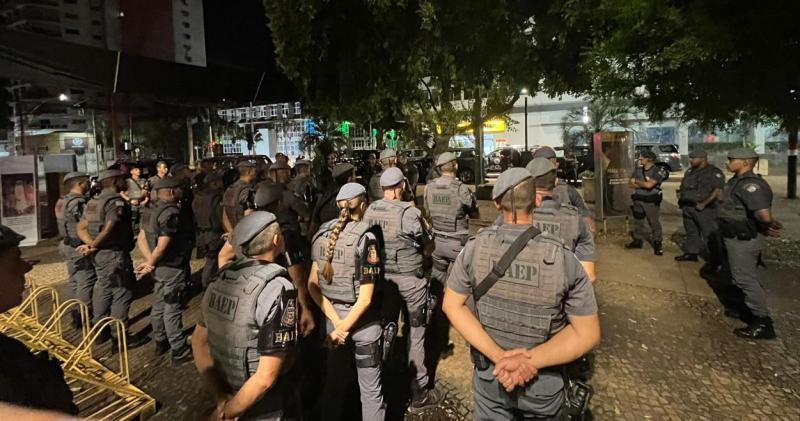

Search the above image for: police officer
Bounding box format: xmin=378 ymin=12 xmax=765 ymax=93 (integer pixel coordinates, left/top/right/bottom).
xmin=676 ymin=149 xmax=726 ymax=267
xmin=442 ymin=168 xmax=600 ymax=420
xmin=368 ymin=149 xmax=394 ymax=202
xmin=223 ymin=160 xmax=258 ymax=233
xmin=424 ymin=152 xmax=480 ymax=283
xmin=121 ymin=164 xmax=150 ymax=233
xmin=134 ymin=177 xmax=193 ymax=364
xmin=364 ymin=167 xmax=442 ymax=409
xmin=0 ymin=225 xmax=78 ymax=416
xmin=193 ymin=173 xmax=226 ymax=289
xmin=309 ymin=183 xmax=386 ymax=421
xmin=76 ymin=169 xmax=149 ymax=350
xmin=148 ymin=160 xmax=169 ymax=188
xmin=195 ymin=157 xmax=216 ymax=189
xmin=311 ymin=163 xmax=356 ymax=237
xmin=626 ymin=150 xmax=667 ymax=255
xmin=527 ymin=158 xmax=597 ymax=281
xmin=532 ymin=146 xmax=595 ymax=232
xmin=287 ymin=159 xmax=315 ymax=237
xmin=192 ymin=212 xmax=299 ymax=420
xmin=717 ymin=148 xmax=782 ymax=340
xmin=55 ymin=171 xmax=96 ymax=328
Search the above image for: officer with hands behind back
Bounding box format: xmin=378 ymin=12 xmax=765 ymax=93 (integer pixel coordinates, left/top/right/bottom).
xmin=442 ymin=168 xmax=600 ymax=420
xmin=309 ymin=182 xmax=386 ymax=421
xmin=718 ymin=148 xmax=782 ymax=340
xmin=192 ymin=211 xmax=299 ymax=421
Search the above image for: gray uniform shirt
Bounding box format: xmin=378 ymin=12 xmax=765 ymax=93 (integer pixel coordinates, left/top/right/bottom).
xmin=633 ymin=165 xmax=666 ymax=197
xmin=554 ymin=182 xmax=590 ymax=217
xmin=679 ymin=164 xmax=725 ymax=204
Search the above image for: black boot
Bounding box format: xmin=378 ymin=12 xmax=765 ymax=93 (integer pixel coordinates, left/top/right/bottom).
xmin=111 ymin=333 xmax=152 ymax=355
xmin=653 ymin=241 xmax=664 ymax=256
xmin=94 ymin=327 xmax=111 ymax=345
xmin=408 ymin=387 xmax=445 ymax=413
xmin=155 ymin=340 xmax=170 ymax=356
xmin=171 ymin=346 xmax=193 ymax=367
xmin=69 ymin=311 xmax=83 ymax=330
xmin=624 ymin=238 xmax=643 ymax=249
xmin=734 ymin=317 xmax=776 ymax=340
xmin=674 ymin=253 xmax=698 ymax=262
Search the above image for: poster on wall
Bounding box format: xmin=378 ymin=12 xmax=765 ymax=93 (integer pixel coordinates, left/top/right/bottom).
xmin=593 ymin=131 xmax=635 ymax=219
xmin=0 ymin=155 xmax=39 ymax=246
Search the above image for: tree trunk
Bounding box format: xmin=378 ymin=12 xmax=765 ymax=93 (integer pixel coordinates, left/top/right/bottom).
xmin=788 ymin=124 xmax=797 ymax=199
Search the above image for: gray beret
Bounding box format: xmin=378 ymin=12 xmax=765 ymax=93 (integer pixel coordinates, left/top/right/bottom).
xmin=728 ymin=148 xmax=758 ymax=160
xmin=379 ymin=149 xmax=397 ymax=160
xmin=689 ymin=149 xmax=707 ymax=159
xmin=253 ymin=182 xmax=283 ymax=208
xmin=492 ymin=168 xmax=532 ymax=200
xmin=63 ymin=171 xmax=89 ymax=183
xmin=153 ymin=176 xmax=182 ymax=190
xmin=436 ymin=152 xmax=457 ymax=167
xmin=380 ymin=167 xmax=405 ymax=187
xmin=332 ymin=163 xmax=355 ymax=178
xmin=231 ymin=211 xmax=278 ymax=248
xmin=526 ymin=157 xmax=556 ymax=178
xmin=532 ymin=146 xmax=557 ymax=160
xmin=0 ymin=224 xmax=24 ymax=250
xmin=269 ymin=161 xmax=291 ymax=171
xmin=98 ymin=169 xmax=125 ymax=182
xmin=294 ymin=159 xmax=310 ymax=167
xmin=236 ymin=160 xmax=256 ymax=168
xmin=336 ymin=182 xmax=366 ymax=201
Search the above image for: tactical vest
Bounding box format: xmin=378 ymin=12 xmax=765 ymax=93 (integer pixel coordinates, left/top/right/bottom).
xmin=223 ymin=180 xmax=252 ymax=228
xmin=126 ymin=178 xmax=146 ymax=200
xmin=533 ymin=202 xmax=580 ymax=252
xmin=202 ymin=261 xmax=294 ymax=390
xmin=365 ymin=200 xmax=422 ymax=274
xmin=193 ymin=189 xmax=220 ymax=231
xmin=552 ymin=183 xmax=573 ymax=207
xmin=634 ymin=166 xmax=664 ymax=197
xmin=471 ymin=227 xmax=567 ymax=350
xmin=425 ymin=176 xmax=469 ymax=235
xmin=83 ymin=191 xmax=133 ymax=250
xmin=54 ymin=194 xmax=85 ymax=242
xmin=311 ymin=220 xmax=372 ymax=304
xmin=142 ymin=203 xmax=180 ymax=251
xmin=717 ymin=173 xmax=760 ymax=239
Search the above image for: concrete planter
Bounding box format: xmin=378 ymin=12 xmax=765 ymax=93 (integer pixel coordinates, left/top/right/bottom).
xmin=582 ymin=177 xmax=595 ymax=203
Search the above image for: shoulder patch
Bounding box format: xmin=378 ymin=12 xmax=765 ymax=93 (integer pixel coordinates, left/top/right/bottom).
xmin=744 ymin=183 xmax=759 ymax=193
xmin=113 ymin=199 xmax=125 ymax=207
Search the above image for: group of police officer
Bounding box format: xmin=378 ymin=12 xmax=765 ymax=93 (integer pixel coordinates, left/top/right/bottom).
xmin=627 ymin=147 xmax=781 ymax=340
xmin=24 ymin=143 xmax=780 ymax=419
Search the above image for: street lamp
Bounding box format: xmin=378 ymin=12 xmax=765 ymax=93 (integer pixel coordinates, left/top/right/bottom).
xmin=521 ymin=88 xmax=529 ymax=151
xmin=58 ymin=93 xmax=69 ymax=102
xmin=581 ymin=105 xmax=590 ymax=124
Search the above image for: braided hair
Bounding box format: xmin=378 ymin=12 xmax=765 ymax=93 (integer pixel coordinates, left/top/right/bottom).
xmin=321 ymin=202 xmax=352 ymax=282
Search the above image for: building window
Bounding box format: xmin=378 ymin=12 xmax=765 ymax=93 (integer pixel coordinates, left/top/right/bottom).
xmin=181 ymin=10 xmax=190 ymax=17
xmin=65 ymin=28 xmax=80 ymax=35
xmin=281 ymin=104 xmax=289 ymax=117
xmin=183 ymin=33 xmax=191 ymax=40
xmin=182 ymin=21 xmax=190 ymax=29
xmin=63 ymin=0 xmax=78 ymax=4
xmin=270 ymin=105 xmax=277 ymax=117
xmin=92 ymin=34 xmax=102 ymax=41
xmin=64 ymin=12 xmax=79 ymax=19
xmin=294 ymin=102 xmax=301 ymax=115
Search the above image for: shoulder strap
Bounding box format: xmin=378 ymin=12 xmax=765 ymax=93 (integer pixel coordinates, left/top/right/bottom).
xmin=474 ymin=225 xmax=541 ymax=301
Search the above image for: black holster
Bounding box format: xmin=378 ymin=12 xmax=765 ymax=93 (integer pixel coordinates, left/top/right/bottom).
xmin=470 ymin=347 xmax=490 ymax=371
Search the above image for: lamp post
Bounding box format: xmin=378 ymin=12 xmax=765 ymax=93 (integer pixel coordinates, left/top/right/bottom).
xmin=521 ymin=88 xmax=529 ymax=151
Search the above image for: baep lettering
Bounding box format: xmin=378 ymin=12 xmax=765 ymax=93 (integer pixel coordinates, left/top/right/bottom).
xmin=488 ymin=259 xmax=539 ymax=283
xmin=535 ymin=221 xmax=561 ymax=236
xmin=208 ymin=291 xmax=239 ymax=321
xmin=432 ymin=194 xmax=451 ymax=205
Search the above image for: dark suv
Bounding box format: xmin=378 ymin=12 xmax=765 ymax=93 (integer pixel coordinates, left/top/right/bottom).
xmin=635 ymin=143 xmax=682 ymax=172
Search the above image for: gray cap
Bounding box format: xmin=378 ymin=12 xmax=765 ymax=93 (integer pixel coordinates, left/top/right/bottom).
xmin=728 ymin=148 xmax=759 ymax=159
xmin=332 ymin=163 xmax=355 ymax=178
xmin=532 ymin=146 xmax=557 ymax=160
xmin=153 ymin=176 xmax=182 ymax=190
xmin=336 ymin=182 xmax=366 ymax=201
xmin=269 ymin=161 xmax=291 ymax=171
xmin=171 ymin=163 xmax=187 ymax=173
xmin=379 ymin=148 xmax=397 ymax=160
xmin=63 ymin=171 xmax=89 ymax=183
xmin=492 ymin=168 xmax=532 ymax=200
xmin=294 ymin=159 xmax=310 ymax=167
xmin=689 ymin=149 xmax=708 ymax=159
xmin=526 ymin=157 xmax=556 ymax=178
xmin=253 ymin=182 xmax=283 ymax=208
xmin=98 ymin=169 xmax=125 ymax=182
xmin=436 ymin=152 xmax=457 ymax=167
xmin=236 ymin=160 xmax=256 ymax=168
xmin=231 ymin=211 xmax=278 ymax=248
xmin=380 ymin=167 xmax=405 ymax=187
xmin=0 ymin=224 xmax=24 ymax=251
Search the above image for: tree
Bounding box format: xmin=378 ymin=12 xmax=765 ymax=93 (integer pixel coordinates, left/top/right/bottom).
xmin=547 ymin=0 xmax=800 ymax=196
xmin=561 ymin=96 xmax=631 ymax=154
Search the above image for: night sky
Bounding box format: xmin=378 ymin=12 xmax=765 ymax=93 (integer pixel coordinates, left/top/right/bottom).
xmin=203 ymin=0 xmax=278 ymax=72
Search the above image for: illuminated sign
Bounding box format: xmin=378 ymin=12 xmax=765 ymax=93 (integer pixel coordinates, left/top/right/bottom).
xmin=438 ymin=118 xmax=507 ymax=134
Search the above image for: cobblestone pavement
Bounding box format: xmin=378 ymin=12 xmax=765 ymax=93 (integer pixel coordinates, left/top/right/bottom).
xmin=18 ymin=234 xmax=800 ymax=420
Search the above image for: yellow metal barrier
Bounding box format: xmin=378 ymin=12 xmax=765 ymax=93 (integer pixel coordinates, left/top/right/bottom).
xmin=0 ymin=287 xmax=157 ymax=420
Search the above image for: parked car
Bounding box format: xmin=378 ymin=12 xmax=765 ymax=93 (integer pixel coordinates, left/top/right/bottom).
xmin=486 ymin=145 xmax=534 ymax=178
xmin=635 ymin=143 xmax=682 ymax=172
